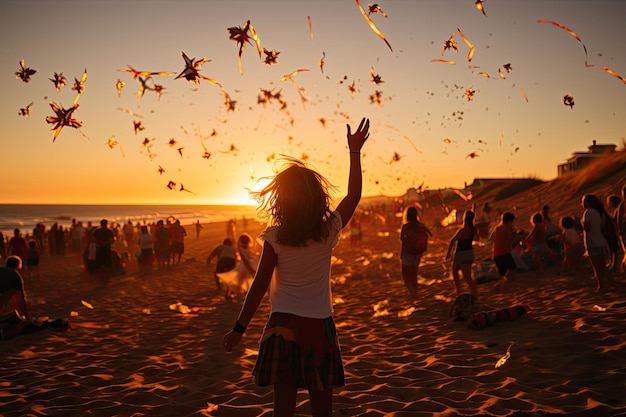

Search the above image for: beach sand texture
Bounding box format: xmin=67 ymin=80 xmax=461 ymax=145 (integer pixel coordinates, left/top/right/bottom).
xmin=3 ymin=159 xmax=626 ymax=416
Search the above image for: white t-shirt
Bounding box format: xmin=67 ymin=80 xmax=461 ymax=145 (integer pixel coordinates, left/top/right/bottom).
xmin=582 ymin=208 xmax=606 ymax=249
xmin=261 ymin=211 xmax=343 ymax=319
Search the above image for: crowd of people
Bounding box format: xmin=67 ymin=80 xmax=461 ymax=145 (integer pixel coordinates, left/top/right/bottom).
xmin=400 ymin=185 xmax=626 ymax=300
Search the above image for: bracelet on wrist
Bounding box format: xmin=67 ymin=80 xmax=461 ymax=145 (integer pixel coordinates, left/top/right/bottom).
xmin=233 ymin=321 xmax=247 ymax=334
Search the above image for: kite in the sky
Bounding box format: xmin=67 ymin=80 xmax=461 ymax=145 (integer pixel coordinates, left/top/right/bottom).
xmin=115 ymin=79 xmax=125 ymax=97
xmin=280 ymin=69 xmax=310 ymax=109
xmin=175 ymin=52 xmax=223 ymax=88
xmin=158 ymin=166 xmax=165 ymax=175
xmin=368 ymin=4 xmax=387 ymax=17
xmin=179 ymin=184 xmax=196 ymax=195
xmin=263 ymin=48 xmax=280 ymax=65
xmin=369 ymin=90 xmax=388 ymax=106
xmin=106 ymin=136 xmax=125 ymax=158
xmin=46 ymin=102 xmax=82 ymax=142
xmin=466 ymin=151 xmax=479 ymax=159
xmin=135 ymin=76 xmax=152 ymax=99
xmin=602 ymin=66 xmax=626 ymax=85
xmin=18 ymin=102 xmax=34 ymax=117
xmin=355 ymin=0 xmax=392 ymax=52
xmin=502 ymin=63 xmax=512 ymax=73
xmin=227 ymin=20 xmax=262 ymax=75
xmin=166 ymin=180 xmax=177 ymax=190
xmin=369 ymin=68 xmax=384 ymax=84
xmin=457 ymin=28 xmax=475 ymax=62
xmin=442 ymin=34 xmax=458 ymax=55
xmin=475 ymin=0 xmax=486 ymax=16
xmin=71 ymin=69 xmax=88 ymax=105
xmin=117 ymin=66 xmax=174 ymax=80
xmin=15 ymin=59 xmax=37 ymax=83
xmin=464 ymin=88 xmax=476 ymax=101
xmin=319 ymin=52 xmax=326 ymax=74
xmin=49 ymin=72 xmax=67 ymax=92
xmin=563 ymin=94 xmax=575 ymax=109
xmin=431 ymin=59 xmax=456 ymax=65
xmin=307 ymin=16 xmax=314 ymax=41
xmin=537 ymin=20 xmax=593 ymax=67
xmin=133 ymin=120 xmax=145 ymax=135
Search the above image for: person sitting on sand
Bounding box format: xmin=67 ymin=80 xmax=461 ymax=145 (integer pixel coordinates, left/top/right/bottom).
xmin=206 ymin=238 xmax=237 ymax=290
xmin=490 ymin=212 xmax=517 ymax=290
xmin=446 ymin=210 xmax=478 ymax=298
xmin=216 ymin=233 xmax=260 ymax=299
xmin=1 ymin=256 xmax=31 ymax=320
xmin=223 ymin=117 xmax=370 ymax=417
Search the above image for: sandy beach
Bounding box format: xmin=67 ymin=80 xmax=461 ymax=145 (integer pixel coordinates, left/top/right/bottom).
xmin=1 ymin=210 xmax=625 ymax=417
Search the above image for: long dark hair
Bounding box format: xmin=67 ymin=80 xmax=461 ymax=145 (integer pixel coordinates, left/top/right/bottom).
xmin=251 ymin=157 xmax=335 ymax=247
xmin=464 ymin=210 xmax=476 ymax=235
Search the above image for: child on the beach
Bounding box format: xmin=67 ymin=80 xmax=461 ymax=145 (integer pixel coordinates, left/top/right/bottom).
xmin=400 ymin=206 xmax=432 ymax=300
xmin=446 ymin=210 xmax=477 ymax=298
xmin=524 ymin=213 xmax=548 ymax=273
xmin=222 ymin=117 xmax=370 ymax=417
xmin=216 ymin=233 xmax=260 ymax=299
xmin=206 ymin=238 xmax=237 ymax=290
xmin=559 ymin=216 xmax=585 ymax=276
xmin=25 ymin=240 xmax=40 ymax=279
xmin=490 ymin=212 xmax=517 ymax=290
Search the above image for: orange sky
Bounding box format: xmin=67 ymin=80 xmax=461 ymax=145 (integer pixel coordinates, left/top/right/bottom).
xmin=1 ymin=1 xmax=625 ymax=205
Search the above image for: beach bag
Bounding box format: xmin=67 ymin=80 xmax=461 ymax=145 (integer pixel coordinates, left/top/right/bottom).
xmin=405 ymin=224 xmax=428 ymax=254
xmin=449 ymin=293 xmax=478 ymax=322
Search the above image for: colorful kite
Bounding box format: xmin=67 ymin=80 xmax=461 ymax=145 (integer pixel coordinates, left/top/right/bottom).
xmin=355 ymin=0 xmax=392 ymax=52
xmin=15 ymin=59 xmax=37 ymax=83
xmin=537 ymin=20 xmax=593 ymax=67
xmin=46 ymin=102 xmax=82 ymax=142
xmin=49 ymin=72 xmax=67 ymax=92
xmin=227 ymin=19 xmax=262 ymax=75
xmin=602 ymin=66 xmax=626 ymax=85
xmin=457 ymin=28 xmax=475 ymax=62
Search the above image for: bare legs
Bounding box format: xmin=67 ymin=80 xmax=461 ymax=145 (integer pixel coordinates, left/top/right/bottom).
xmin=589 ymin=252 xmax=618 ymax=292
xmin=401 ymin=264 xmax=418 ymax=300
xmin=273 ymin=384 xmax=333 ymax=417
xmin=452 ymin=263 xmax=477 ymax=298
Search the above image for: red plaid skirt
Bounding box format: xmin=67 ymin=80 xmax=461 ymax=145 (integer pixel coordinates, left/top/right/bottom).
xmin=252 ymin=312 xmax=345 ymax=391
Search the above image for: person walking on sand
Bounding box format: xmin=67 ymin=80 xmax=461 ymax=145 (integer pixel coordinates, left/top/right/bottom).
xmin=446 ymin=210 xmax=477 ymax=298
xmin=400 ymin=206 xmax=432 ymax=300
xmin=7 ymin=229 xmax=28 ymax=266
xmin=195 ymin=220 xmax=203 ymax=240
xmin=581 ymin=194 xmax=619 ymax=292
xmin=170 ymin=219 xmax=187 ymax=264
xmin=92 ymin=219 xmax=114 ymax=282
xmin=490 ymin=212 xmax=517 ymax=290
xmin=222 ymin=117 xmax=370 ymax=417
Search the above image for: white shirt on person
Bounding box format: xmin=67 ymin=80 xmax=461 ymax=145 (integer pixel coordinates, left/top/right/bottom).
xmin=261 ymin=211 xmax=343 ymax=319
xmin=582 ymin=208 xmax=606 ymax=249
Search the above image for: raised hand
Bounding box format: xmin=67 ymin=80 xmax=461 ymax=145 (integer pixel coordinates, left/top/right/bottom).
xmin=346 ymin=117 xmax=370 ymax=153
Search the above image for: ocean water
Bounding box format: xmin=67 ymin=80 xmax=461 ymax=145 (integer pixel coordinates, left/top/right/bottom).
xmin=0 ymin=204 xmax=260 ymax=236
